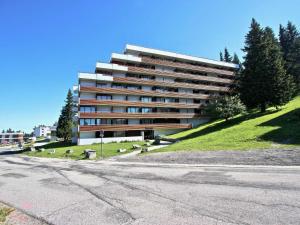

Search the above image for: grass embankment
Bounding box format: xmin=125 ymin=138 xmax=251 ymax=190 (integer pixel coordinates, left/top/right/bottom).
xmin=157 ymin=96 xmax=300 ymax=152
xmin=0 ymin=206 xmax=13 ymax=223
xmin=25 ymin=141 xmax=147 ymax=160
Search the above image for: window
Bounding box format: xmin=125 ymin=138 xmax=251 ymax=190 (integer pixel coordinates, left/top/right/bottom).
xmin=80 ymin=119 xmax=96 ymax=126
xmin=127 ymin=85 xmax=140 ymax=90
xmin=141 ymin=108 xmax=152 ymax=113
xmin=80 ymin=106 xmax=96 ymax=113
xmin=97 ymin=95 xmax=112 ymax=100
xmin=140 ymin=119 xmax=153 ymax=124
xmin=97 ymin=83 xmax=108 ymax=88
xmin=141 ymin=75 xmax=152 ymax=80
xmin=112 ymin=119 xmax=128 ymax=125
xmin=127 ymin=107 xmax=139 ymax=113
xmin=141 ymin=96 xmax=152 ymax=102
xmin=112 ymin=84 xmax=125 ymax=89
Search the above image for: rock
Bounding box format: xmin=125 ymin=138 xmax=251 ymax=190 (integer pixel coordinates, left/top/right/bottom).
xmin=86 ymin=150 xmax=96 ymax=159
xmin=141 ymin=148 xmax=149 ymax=153
xmin=66 ymin=149 xmax=74 ymax=154
xmin=30 ymin=147 xmax=36 ymax=152
xmin=118 ymin=148 xmax=127 ymax=153
xmin=48 ymin=149 xmax=55 ymax=154
xmin=132 ymin=144 xmax=141 ymax=149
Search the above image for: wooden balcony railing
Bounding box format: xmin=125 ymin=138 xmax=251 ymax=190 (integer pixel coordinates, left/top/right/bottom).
xmin=128 ymin=66 xmax=234 ymax=85
xmin=80 ymin=123 xmax=192 ymax=132
xmin=114 ymin=77 xmax=230 ymax=92
xmin=79 ymin=112 xmax=203 ymax=119
xmin=80 ymin=86 xmax=210 ymax=100
xmin=141 ymin=57 xmax=235 ymax=76
xmin=79 ymin=99 xmax=202 ymax=109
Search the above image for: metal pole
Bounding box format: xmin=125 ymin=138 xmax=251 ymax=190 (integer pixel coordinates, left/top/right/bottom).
xmin=101 ymin=136 xmax=103 ymax=159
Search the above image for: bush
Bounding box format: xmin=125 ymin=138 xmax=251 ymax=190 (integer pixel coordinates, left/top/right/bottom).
xmin=206 ymin=95 xmax=246 ymax=121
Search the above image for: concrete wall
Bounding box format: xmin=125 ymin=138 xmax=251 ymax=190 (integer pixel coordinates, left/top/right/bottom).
xmin=78 ymin=136 xmax=143 ymax=145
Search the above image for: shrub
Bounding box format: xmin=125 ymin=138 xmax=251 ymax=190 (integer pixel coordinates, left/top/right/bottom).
xmin=206 ymin=95 xmax=246 ymax=121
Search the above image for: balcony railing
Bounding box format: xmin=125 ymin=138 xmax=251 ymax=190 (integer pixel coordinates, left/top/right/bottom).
xmin=79 ymin=112 xmax=204 ymax=119
xmin=141 ymin=57 xmax=235 ymax=76
xmin=80 ymin=86 xmax=211 ymax=100
xmin=79 ymin=123 xmax=192 ymax=132
xmin=79 ymin=99 xmax=202 ymax=109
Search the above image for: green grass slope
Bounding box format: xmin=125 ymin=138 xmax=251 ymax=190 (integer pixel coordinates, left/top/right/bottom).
xmin=158 ymin=96 xmax=300 ymax=152
xmin=25 ymin=141 xmax=146 ymax=160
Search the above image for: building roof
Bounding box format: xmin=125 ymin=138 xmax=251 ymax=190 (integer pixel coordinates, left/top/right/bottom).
xmin=124 ymin=44 xmax=239 ymax=69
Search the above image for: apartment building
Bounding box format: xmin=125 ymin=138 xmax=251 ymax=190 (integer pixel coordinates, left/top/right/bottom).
xmin=33 ymin=125 xmax=51 ymax=137
xmin=0 ymin=132 xmax=24 ymax=144
xmin=75 ymin=45 xmax=238 ymax=145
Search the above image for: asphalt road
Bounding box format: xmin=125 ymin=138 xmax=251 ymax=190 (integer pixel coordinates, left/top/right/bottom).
xmin=0 ymin=152 xmax=300 ymax=225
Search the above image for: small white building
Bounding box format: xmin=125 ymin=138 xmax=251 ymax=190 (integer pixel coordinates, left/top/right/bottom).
xmin=33 ymin=125 xmax=51 ymax=137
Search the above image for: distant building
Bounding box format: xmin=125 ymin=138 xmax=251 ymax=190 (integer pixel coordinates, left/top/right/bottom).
xmin=0 ymin=132 xmax=24 ymax=144
xmin=33 ymin=125 xmax=51 ymax=137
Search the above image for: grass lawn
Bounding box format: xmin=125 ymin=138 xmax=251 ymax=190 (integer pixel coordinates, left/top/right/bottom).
xmin=24 ymin=141 xmax=147 ymax=160
xmin=0 ymin=206 xmax=13 ymax=223
xmin=155 ymin=96 xmax=300 ymax=152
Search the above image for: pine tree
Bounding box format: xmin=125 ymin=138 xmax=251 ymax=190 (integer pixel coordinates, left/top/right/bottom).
xmin=240 ymin=18 xmax=266 ymax=111
xmin=263 ymin=27 xmax=295 ymax=107
xmin=240 ymin=19 xmax=295 ymax=112
xmin=219 ymin=52 xmax=224 ymax=61
xmin=232 ymin=53 xmax=240 ymax=65
xmin=230 ymin=53 xmax=243 ymax=93
xmin=224 ymin=48 xmax=232 ymax=62
xmin=56 ymin=89 xmax=75 ymax=142
xmin=286 ymin=37 xmax=300 ymax=92
xmin=279 ymin=22 xmax=299 ymax=60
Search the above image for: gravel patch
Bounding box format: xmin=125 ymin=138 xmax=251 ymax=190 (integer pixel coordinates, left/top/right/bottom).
xmin=118 ymin=148 xmax=300 ymax=166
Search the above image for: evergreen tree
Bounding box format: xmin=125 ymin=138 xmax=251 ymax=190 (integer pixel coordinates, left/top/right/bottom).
xmin=56 ymin=89 xmax=75 ymax=142
xmin=240 ymin=18 xmax=266 ymax=111
xmin=224 ymin=48 xmax=232 ymax=62
xmin=219 ymin=52 xmax=224 ymax=61
xmin=2 ymin=130 xmax=5 ymax=133
xmin=232 ymin=53 xmax=241 ymax=65
xmin=286 ymin=37 xmax=300 ymax=92
xmin=230 ymin=53 xmax=243 ymax=93
xmin=240 ymin=19 xmax=295 ymax=112
xmin=263 ymin=27 xmax=295 ymax=107
xmin=279 ymin=22 xmax=299 ymax=60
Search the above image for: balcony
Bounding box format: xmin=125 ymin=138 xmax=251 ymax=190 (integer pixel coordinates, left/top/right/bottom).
xmin=79 ymin=99 xmax=202 ymax=109
xmin=80 ymin=86 xmax=210 ymax=100
xmin=141 ymin=57 xmax=235 ymax=76
xmin=114 ymin=77 xmax=230 ymax=92
xmin=128 ymin=66 xmax=233 ymax=85
xmin=79 ymin=112 xmax=204 ymax=119
xmin=79 ymin=123 xmax=192 ymax=132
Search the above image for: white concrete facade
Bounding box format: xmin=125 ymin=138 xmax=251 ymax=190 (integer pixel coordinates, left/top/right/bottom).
xmin=33 ymin=126 xmax=51 ymax=137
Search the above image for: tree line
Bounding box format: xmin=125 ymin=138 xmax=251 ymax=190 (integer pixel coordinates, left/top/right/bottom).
xmin=211 ymin=19 xmax=299 ymax=120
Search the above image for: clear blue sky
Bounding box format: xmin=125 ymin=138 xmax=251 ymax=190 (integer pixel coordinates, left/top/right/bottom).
xmin=0 ymin=0 xmax=299 ymax=133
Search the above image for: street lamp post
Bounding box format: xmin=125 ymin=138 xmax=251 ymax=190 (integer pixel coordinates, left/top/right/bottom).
xmin=100 ymin=130 xmax=104 ymax=159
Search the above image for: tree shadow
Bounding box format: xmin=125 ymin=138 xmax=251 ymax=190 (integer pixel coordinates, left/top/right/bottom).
xmin=258 ymin=108 xmax=300 ymax=145
xmin=179 ymin=109 xmax=279 ymax=141
xmin=35 ymin=141 xmax=75 ymax=150
xmin=0 ymin=149 xmax=29 ymax=156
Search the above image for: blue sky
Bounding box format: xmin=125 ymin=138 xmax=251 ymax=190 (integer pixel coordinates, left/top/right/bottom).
xmin=0 ymin=0 xmax=299 ymax=133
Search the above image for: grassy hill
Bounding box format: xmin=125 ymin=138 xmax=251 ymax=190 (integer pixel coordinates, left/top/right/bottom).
xmin=156 ymin=96 xmax=300 ymax=152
